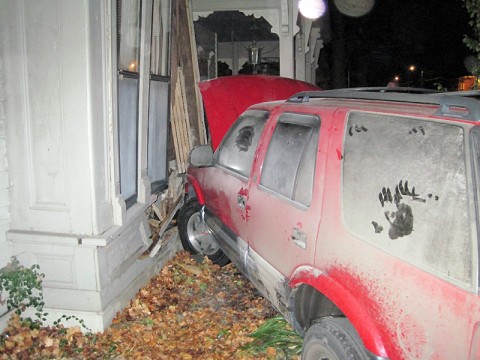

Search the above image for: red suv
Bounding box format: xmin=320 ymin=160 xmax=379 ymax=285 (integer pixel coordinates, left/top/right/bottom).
xmin=178 ymin=88 xmax=480 ymax=359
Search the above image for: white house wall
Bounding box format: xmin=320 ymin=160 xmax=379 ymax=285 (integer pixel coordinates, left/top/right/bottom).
xmin=0 ymin=0 xmax=180 ymax=332
xmin=3 ymin=0 xmax=97 ymax=235
xmin=0 ymin=18 xmax=12 ymax=329
xmin=0 ymin=35 xmax=10 ymax=269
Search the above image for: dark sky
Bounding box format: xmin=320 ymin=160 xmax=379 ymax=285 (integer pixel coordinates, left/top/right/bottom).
xmin=336 ymin=0 xmax=472 ymax=88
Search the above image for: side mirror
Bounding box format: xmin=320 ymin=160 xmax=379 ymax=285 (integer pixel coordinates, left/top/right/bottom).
xmin=189 ymin=145 xmax=214 ymax=167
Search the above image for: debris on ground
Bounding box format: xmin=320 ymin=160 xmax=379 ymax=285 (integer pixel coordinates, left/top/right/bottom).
xmin=1 ymin=251 xmax=301 ymax=359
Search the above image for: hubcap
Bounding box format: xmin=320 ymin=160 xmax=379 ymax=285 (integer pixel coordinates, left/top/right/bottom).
xmin=186 ymin=212 xmax=219 ymax=255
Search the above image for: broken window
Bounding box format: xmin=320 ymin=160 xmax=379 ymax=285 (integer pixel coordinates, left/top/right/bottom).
xmin=216 ymin=110 xmax=268 ymax=178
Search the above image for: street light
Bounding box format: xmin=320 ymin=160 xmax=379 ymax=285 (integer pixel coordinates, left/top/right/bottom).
xmin=407 ymin=65 xmax=416 ymax=86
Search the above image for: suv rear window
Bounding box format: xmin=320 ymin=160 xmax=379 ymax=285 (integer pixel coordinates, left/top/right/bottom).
xmin=342 ymin=112 xmax=473 ymax=288
xmin=215 ymin=110 xmax=269 ymax=178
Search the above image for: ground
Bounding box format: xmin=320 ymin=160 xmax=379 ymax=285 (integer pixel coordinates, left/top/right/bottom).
xmin=0 ymin=251 xmax=302 ymax=359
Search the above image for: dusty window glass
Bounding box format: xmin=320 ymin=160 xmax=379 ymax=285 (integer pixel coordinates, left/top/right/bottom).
xmin=216 ymin=110 xmax=269 ymax=177
xmin=118 ymin=77 xmax=139 ymax=205
xmin=342 ymin=112 xmax=472 ymax=287
xmin=117 ymin=0 xmax=142 ymax=208
xmin=150 ymin=0 xmax=171 ymax=76
xmin=147 ymin=80 xmax=169 ymax=193
xmin=117 ymin=0 xmax=142 ymax=73
xmin=260 ymin=113 xmax=319 ymax=206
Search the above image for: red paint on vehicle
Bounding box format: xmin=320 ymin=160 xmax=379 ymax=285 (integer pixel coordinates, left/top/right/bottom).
xmin=198 ymin=75 xmax=320 ymax=150
xmin=186 ymin=173 xmax=205 ymax=205
xmin=336 ymin=149 xmax=343 ymax=160
xmin=290 ymin=265 xmax=391 ymax=358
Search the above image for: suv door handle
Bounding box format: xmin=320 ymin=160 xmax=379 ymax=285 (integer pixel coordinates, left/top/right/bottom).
xmin=291 ymin=227 xmax=307 ymax=250
xmin=237 ymin=193 xmax=246 ymax=209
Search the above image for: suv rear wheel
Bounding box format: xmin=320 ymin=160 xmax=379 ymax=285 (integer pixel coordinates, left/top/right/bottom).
xmin=178 ymin=199 xmax=230 ymax=266
xmin=302 ymin=317 xmax=369 ymax=360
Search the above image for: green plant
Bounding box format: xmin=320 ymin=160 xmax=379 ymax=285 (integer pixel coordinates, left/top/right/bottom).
xmin=53 ymin=314 xmax=91 ymax=332
xmin=242 ymin=315 xmax=303 ymax=359
xmin=463 ymin=0 xmax=480 ymax=85
xmin=0 ymin=256 xmax=47 ymax=326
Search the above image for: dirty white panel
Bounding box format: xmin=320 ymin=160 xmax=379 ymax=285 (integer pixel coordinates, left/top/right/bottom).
xmin=22 ymin=0 xmax=67 ymax=209
xmin=3 ymin=0 xmax=99 ymax=234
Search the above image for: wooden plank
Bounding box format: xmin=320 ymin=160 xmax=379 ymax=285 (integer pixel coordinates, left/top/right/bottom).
xmin=170 ymin=79 xmax=183 ymax=173
xmin=176 ymin=76 xmax=188 ymax=172
xmin=185 ymin=0 xmax=207 ymax=144
xmin=178 ymin=68 xmax=192 ymax=149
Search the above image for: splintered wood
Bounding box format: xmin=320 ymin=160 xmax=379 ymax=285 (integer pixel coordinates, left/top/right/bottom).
xmin=171 ymin=68 xmax=193 ymax=174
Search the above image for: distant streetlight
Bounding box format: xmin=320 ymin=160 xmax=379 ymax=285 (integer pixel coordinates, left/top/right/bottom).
xmin=394 ymin=75 xmax=400 ymax=82
xmin=407 ymin=65 xmax=416 ymax=86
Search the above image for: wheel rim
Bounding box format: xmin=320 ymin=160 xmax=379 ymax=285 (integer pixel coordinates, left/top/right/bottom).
xmin=186 ymin=212 xmax=219 ymax=255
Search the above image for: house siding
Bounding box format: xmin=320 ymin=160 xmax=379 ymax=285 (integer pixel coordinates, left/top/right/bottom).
xmin=0 ymin=28 xmax=11 ymax=269
xmin=0 ymin=32 xmax=12 ymax=330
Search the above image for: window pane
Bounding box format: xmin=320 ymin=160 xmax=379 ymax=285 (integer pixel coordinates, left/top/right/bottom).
xmin=151 ymin=0 xmax=171 ymax=76
xmin=216 ymin=110 xmax=268 ymax=177
xmin=342 ymin=112 xmax=472 ymax=286
xmin=148 ymin=80 xmax=169 ymax=191
xmin=118 ymin=77 xmax=139 ymax=203
xmin=118 ymin=0 xmax=141 ymax=72
xmin=260 ymin=121 xmax=315 ymax=204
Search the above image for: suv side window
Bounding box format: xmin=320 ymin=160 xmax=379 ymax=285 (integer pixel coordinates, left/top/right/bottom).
xmin=343 ymin=112 xmax=473 ymax=288
xmin=216 ymin=110 xmax=269 ymax=178
xmin=260 ymin=113 xmax=319 ymax=206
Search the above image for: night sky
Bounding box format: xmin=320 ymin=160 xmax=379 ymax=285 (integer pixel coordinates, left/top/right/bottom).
xmin=333 ymin=0 xmax=472 ymax=88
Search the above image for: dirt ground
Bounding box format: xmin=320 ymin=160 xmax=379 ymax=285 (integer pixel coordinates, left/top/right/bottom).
xmin=0 ymin=251 xmax=297 ymax=359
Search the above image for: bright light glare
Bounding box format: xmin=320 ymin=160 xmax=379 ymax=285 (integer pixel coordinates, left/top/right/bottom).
xmin=299 ymin=0 xmax=326 ymax=19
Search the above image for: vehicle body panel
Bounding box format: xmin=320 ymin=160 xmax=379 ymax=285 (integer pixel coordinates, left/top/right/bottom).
xmin=185 ymin=90 xmax=480 ymax=360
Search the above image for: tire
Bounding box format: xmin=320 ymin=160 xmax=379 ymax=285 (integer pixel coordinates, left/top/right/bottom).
xmin=301 ymin=317 xmax=369 ymax=360
xmin=177 ymin=199 xmax=230 ymax=266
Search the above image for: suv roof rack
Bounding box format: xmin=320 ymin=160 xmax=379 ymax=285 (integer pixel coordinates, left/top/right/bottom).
xmin=287 ymin=88 xmax=480 ymax=121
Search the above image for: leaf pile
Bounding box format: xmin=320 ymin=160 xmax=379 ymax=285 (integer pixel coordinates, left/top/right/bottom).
xmin=0 ymin=251 xmax=299 ymax=359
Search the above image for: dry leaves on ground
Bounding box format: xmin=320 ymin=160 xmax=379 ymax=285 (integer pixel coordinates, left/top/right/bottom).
xmin=0 ymin=251 xmax=295 ymax=359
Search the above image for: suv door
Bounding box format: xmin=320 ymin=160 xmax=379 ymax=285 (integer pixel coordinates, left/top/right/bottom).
xmin=201 ymin=110 xmax=269 ymax=258
xmin=246 ymin=112 xmax=324 ymax=278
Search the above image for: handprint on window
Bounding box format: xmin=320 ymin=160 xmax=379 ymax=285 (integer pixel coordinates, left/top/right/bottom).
xmin=373 ymin=180 xmax=439 ymax=240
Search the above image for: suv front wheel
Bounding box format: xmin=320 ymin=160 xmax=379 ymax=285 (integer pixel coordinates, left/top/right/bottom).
xmin=302 ymin=317 xmax=369 ymax=360
xmin=178 ymin=199 xmax=230 ymax=266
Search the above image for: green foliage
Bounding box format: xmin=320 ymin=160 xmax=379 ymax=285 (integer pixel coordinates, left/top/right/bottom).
xmin=0 ymin=256 xmax=46 ymax=327
xmin=464 ymin=0 xmax=480 ymax=80
xmin=242 ymin=315 xmax=303 ymax=359
xmin=53 ymin=314 xmax=92 ymax=332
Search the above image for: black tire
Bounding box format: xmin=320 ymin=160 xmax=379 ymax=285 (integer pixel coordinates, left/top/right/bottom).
xmin=302 ymin=317 xmax=369 ymax=360
xmin=177 ymin=199 xmax=230 ymax=266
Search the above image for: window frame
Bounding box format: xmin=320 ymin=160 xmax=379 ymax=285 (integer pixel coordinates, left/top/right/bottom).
xmin=114 ymin=0 xmax=172 ymax=211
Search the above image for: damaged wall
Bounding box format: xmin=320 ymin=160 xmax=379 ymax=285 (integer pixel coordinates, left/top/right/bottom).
xmin=0 ymin=0 xmax=183 ymax=332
